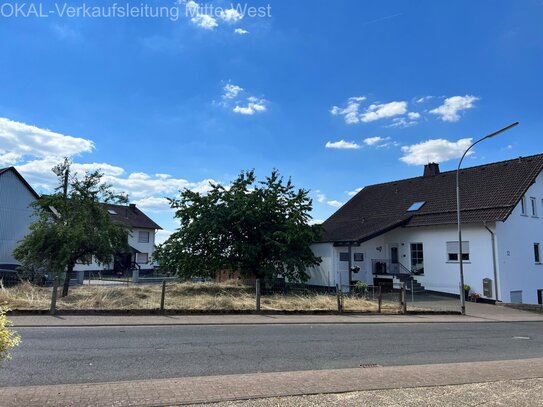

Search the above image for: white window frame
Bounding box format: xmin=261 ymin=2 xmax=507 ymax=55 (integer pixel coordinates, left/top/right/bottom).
xmin=136 ymin=252 xmax=149 ymax=264
xmin=138 ymin=231 xmax=150 ymax=243
xmin=531 ymin=197 xmax=538 ymax=217
xmin=446 ymin=241 xmax=470 ymax=262
xmin=520 ymin=196 xmax=527 ymax=216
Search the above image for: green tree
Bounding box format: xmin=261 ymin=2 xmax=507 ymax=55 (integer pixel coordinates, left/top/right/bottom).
xmin=154 ymin=170 xmax=322 ymax=305
xmin=14 ymin=159 xmax=130 ymax=297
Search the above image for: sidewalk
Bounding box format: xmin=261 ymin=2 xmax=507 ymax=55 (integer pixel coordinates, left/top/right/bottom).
xmin=1 ymin=358 xmax=542 ymax=406
xmin=8 ymin=302 xmax=543 ymax=327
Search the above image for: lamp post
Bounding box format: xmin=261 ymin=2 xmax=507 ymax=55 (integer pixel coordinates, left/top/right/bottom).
xmin=457 ymin=122 xmax=519 ymax=315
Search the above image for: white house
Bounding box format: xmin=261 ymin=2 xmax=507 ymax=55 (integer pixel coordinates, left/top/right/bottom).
xmin=307 ymin=154 xmax=543 ymax=305
xmin=73 ymin=203 xmax=162 ymax=276
xmin=0 ymin=166 xmax=161 ymax=277
xmin=0 ymin=167 xmax=39 ymax=270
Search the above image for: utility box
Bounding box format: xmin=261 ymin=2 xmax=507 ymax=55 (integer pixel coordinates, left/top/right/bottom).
xmin=483 ymin=278 xmax=493 ymax=298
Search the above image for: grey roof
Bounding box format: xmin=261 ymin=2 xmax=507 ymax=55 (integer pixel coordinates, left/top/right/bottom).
xmin=104 ymin=203 xmax=162 ymax=230
xmin=319 ymin=154 xmax=543 ymax=243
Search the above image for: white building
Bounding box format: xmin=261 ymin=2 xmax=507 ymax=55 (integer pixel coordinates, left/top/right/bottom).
xmin=0 ymin=167 xmax=39 ymax=270
xmin=0 ymin=166 xmax=161 ymax=277
xmin=307 ymin=155 xmax=543 ymax=305
xmin=73 ymin=203 xmax=161 ymax=275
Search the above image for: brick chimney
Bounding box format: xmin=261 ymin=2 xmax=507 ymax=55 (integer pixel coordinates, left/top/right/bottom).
xmin=423 ymin=162 xmax=440 ymax=177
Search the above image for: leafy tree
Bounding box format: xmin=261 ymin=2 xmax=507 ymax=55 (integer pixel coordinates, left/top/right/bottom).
xmin=14 ymin=159 xmax=130 ymax=297
xmin=154 ymin=170 xmax=322 ymax=293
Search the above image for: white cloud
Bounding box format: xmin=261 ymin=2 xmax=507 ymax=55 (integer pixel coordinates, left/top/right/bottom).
xmin=387 ymin=117 xmax=418 ymax=128
xmin=223 ymin=83 xmax=243 ymax=100
xmin=429 ymin=95 xmax=479 ymax=122
xmin=315 ymin=191 xmax=327 ymax=203
xmin=400 ymin=138 xmax=473 ymax=165
xmin=408 ymin=112 xmax=421 ymax=120
xmin=0 ymin=117 xmax=94 ymax=166
xmin=220 ymin=8 xmax=243 ymax=23
xmin=183 ymin=1 xmax=218 ymax=29
xmin=416 ymin=96 xmax=433 ymax=103
xmin=363 ymin=136 xmax=387 ymax=146
xmin=331 ymin=97 xmax=407 ymax=124
xmin=361 ymin=101 xmax=407 ymax=123
xmin=309 ymin=218 xmax=324 ymax=225
xmin=327 ymin=200 xmax=343 ymax=208
xmin=330 ymin=97 xmax=366 ymax=124
xmin=155 ymin=229 xmax=174 ymax=245
xmin=234 ymin=28 xmax=249 ymax=35
xmin=233 ymin=97 xmax=267 ymax=115
xmin=325 ymin=140 xmax=361 ymax=149
xmin=346 ymin=187 xmax=363 ymax=197
xmin=133 ymin=196 xmax=172 ymax=212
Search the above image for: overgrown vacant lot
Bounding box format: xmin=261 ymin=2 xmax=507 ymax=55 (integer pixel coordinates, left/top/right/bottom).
xmin=0 ymin=281 xmax=400 ymax=312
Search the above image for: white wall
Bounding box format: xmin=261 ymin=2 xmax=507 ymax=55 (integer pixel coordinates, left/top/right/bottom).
xmin=0 ymin=170 xmax=36 ymax=266
xmin=385 ymin=225 xmax=496 ymax=297
xmin=306 ymin=243 xmax=334 ymax=286
xmin=74 ymin=227 xmax=157 ymax=272
xmin=308 ymin=223 xmax=497 ymax=298
xmin=496 ymin=171 xmax=543 ymax=304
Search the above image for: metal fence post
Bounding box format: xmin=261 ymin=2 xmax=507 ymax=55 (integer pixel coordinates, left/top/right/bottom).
xmin=378 ymin=285 xmax=382 ymax=313
xmin=50 ymin=276 xmax=59 ymax=315
xmin=160 ymin=280 xmax=166 ymax=314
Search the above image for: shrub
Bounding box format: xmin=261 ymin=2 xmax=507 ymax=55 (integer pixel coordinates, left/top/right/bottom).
xmin=0 ymin=305 xmax=21 ymax=362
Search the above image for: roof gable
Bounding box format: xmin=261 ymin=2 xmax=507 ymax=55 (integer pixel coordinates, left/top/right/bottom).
xmin=0 ymin=167 xmax=40 ymax=199
xmin=320 ymin=154 xmax=543 ymax=243
xmin=104 ymin=203 xmax=162 ymax=230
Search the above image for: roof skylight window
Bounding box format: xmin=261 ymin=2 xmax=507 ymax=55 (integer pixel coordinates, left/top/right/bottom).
xmin=407 ymin=201 xmax=426 ymax=212
xmin=107 ymin=209 xmax=118 ymax=215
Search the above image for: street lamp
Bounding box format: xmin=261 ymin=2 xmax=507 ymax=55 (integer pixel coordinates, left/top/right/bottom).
xmin=457 ymin=122 xmax=519 ymax=315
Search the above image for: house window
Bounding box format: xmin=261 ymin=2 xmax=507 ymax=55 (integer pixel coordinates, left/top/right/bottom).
xmin=136 ymin=252 xmax=149 ymax=263
xmin=520 ymin=196 xmax=527 ymax=215
xmin=534 ymin=243 xmax=541 ymax=263
xmin=510 ymin=290 xmax=522 ymax=304
xmin=138 ymin=231 xmax=150 ymax=243
xmin=339 ymin=252 xmax=350 ymax=262
xmin=446 ymin=241 xmax=470 ymax=262
xmin=353 ymin=253 xmax=364 ymax=262
xmin=410 ymin=243 xmax=424 ymax=274
xmin=531 ymin=197 xmax=538 ymax=217
xmin=407 ymin=201 xmax=426 ymax=212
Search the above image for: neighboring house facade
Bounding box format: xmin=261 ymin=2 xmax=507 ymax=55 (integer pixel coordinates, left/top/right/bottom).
xmin=307 ymin=154 xmax=543 ymax=305
xmin=0 ymin=167 xmax=39 ymax=270
xmin=0 ymin=167 xmax=161 ymax=276
xmin=73 ymin=203 xmax=162 ymax=275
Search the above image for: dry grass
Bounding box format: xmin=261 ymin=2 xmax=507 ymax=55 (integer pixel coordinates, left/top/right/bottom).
xmin=0 ymin=281 xmax=400 ymax=313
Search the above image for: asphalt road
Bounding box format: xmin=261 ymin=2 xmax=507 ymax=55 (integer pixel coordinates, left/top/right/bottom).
xmin=1 ymin=322 xmax=542 ymax=387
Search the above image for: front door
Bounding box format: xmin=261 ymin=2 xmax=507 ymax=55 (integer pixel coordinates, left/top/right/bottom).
xmin=390 ymin=245 xmax=399 ymax=274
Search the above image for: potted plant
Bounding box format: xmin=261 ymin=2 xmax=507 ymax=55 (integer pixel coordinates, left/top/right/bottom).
xmin=463 ymin=284 xmax=471 ymax=301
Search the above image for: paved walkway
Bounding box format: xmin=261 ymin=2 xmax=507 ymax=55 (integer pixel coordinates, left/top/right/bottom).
xmin=8 ymin=302 xmax=543 ymax=327
xmin=1 ymin=358 xmax=542 ymax=406
xmin=186 ymin=378 xmax=543 ymax=407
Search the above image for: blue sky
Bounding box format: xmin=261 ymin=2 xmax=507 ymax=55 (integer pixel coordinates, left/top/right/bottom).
xmin=1 ymin=0 xmax=542 ymax=241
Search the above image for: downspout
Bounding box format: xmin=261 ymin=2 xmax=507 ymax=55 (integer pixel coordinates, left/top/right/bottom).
xmin=483 ymin=222 xmax=500 ymax=302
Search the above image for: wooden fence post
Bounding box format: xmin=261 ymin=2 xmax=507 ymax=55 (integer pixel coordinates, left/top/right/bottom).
xmin=255 ymin=278 xmax=261 ymax=312
xmin=400 ymin=282 xmax=407 ymax=314
xmin=160 ymin=280 xmax=166 ymax=314
xmin=50 ymin=276 xmax=59 ymax=315
xmin=378 ymin=285 xmax=382 ymax=313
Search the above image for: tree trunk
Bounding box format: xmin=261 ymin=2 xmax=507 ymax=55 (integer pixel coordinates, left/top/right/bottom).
xmin=61 ymin=262 xmax=75 ymax=297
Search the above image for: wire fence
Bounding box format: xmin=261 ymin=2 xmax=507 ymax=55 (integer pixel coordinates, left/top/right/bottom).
xmin=1 ymin=275 xmax=462 ymax=314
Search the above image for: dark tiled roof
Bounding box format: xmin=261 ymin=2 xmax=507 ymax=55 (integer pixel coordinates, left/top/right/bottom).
xmin=104 ymin=203 xmax=162 ymax=230
xmin=319 ymin=154 xmax=543 ymax=243
xmin=0 ymin=167 xmax=40 ymax=199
